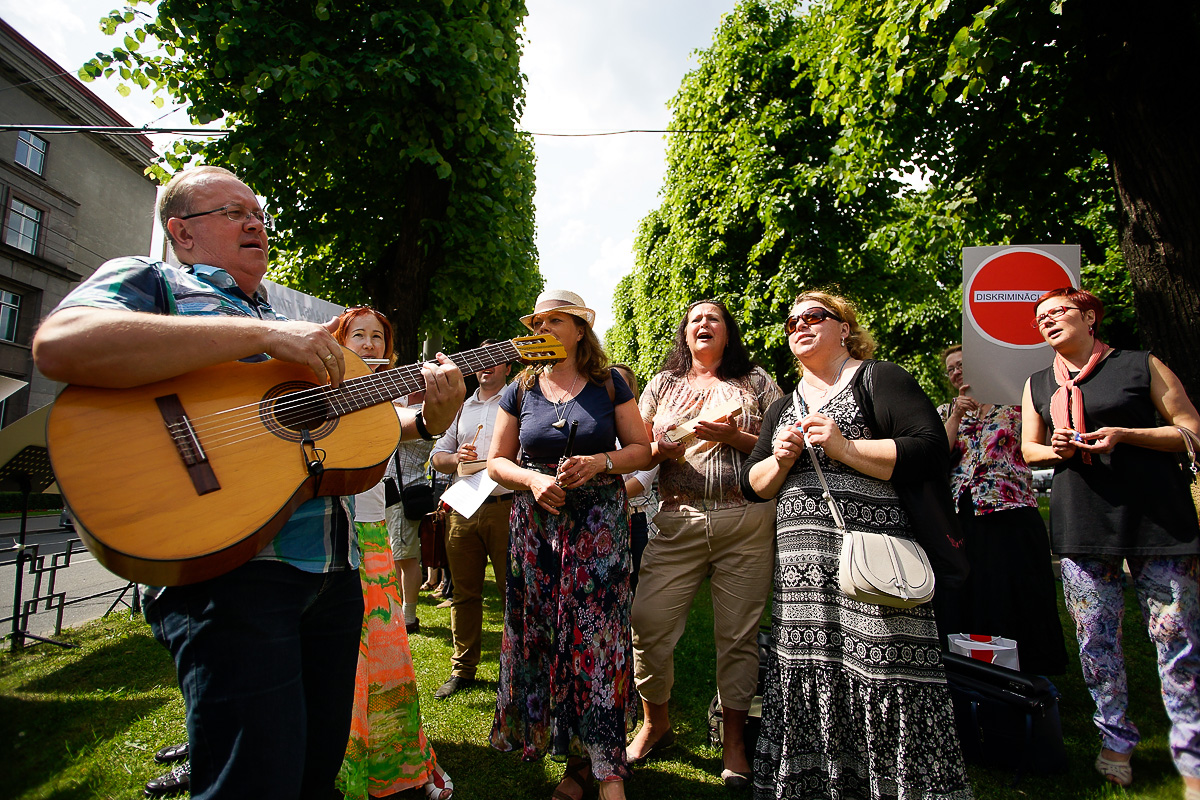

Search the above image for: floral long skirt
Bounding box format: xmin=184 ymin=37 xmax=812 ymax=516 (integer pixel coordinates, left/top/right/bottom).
xmin=338 ymin=520 xmax=439 ymax=799
xmin=490 ymin=469 xmax=635 ymax=780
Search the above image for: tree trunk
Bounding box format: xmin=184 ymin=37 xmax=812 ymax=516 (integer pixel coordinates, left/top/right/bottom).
xmin=1082 ymin=0 xmax=1200 ymax=401
xmin=365 ymin=162 xmax=452 ymax=364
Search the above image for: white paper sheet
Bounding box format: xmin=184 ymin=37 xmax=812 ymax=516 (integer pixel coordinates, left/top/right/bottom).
xmin=440 ymin=470 xmax=500 ymax=518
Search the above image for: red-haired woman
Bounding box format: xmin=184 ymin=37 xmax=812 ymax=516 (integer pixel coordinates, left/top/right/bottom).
xmin=1022 ymin=287 xmax=1200 ymax=795
xmin=333 ymin=307 xmax=453 ymax=800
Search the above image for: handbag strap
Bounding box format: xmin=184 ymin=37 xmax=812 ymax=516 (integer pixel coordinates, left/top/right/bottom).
xmin=792 ymin=391 xmax=848 ymax=533
xmin=1178 ymin=426 xmax=1199 ymax=478
xmin=793 ymin=389 xmax=913 ymax=595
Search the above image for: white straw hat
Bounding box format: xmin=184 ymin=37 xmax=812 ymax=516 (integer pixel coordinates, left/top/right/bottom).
xmin=520 ymin=289 xmax=596 ymax=330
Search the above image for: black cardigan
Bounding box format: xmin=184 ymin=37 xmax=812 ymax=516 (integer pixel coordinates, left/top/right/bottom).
xmin=739 ymin=360 xmax=968 ymax=588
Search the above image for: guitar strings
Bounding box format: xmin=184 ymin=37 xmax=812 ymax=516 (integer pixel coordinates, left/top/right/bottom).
xmin=169 ymin=358 xmax=473 ymax=452
xmin=160 ymin=342 xmax=531 ymax=455
xmin=96 ymin=339 xmax=558 ymax=471
xmin=170 ymin=342 xmax=515 ymax=435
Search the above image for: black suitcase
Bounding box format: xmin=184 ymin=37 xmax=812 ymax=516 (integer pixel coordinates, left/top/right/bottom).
xmin=942 ymin=650 xmax=1067 ymax=783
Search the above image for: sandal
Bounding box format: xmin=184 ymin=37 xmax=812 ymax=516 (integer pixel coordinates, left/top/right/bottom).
xmin=424 ymin=765 xmax=454 ymax=800
xmin=1095 ymin=752 xmax=1132 ymax=788
xmin=552 ymin=758 xmax=594 ymax=800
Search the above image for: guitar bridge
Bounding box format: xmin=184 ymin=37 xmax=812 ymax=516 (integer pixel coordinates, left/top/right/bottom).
xmin=156 ymin=394 xmax=220 ymax=495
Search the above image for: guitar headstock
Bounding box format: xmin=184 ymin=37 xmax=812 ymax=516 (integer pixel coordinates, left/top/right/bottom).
xmin=511 ymin=333 xmax=566 ymax=365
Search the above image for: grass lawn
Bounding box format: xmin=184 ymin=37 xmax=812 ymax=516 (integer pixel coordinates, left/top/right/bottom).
xmin=0 ymin=565 xmax=1188 ymax=800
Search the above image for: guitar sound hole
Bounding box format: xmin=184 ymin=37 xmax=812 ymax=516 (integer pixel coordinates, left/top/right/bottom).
xmin=261 ymin=382 xmax=339 ymax=443
xmin=276 ymin=396 xmax=331 ymax=431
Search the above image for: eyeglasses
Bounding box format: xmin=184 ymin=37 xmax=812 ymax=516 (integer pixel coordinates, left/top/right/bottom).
xmin=1031 ymin=305 xmax=1080 ymax=329
xmin=784 ymin=308 xmax=843 ymax=334
xmin=180 ymin=204 xmax=275 ymax=231
xmin=945 ymin=364 xmax=963 ymax=375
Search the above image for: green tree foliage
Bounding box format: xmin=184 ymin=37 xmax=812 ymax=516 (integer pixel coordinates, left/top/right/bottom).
xmin=615 ymin=0 xmax=1193 ymax=400
xmin=81 ymin=0 xmax=541 ymax=359
xmin=800 ymin=0 xmax=1172 ymax=378
xmin=610 ymin=2 xmax=922 ymax=393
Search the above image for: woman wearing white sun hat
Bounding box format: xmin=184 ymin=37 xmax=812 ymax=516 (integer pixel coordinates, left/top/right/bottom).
xmin=488 ymin=289 xmax=651 ymax=800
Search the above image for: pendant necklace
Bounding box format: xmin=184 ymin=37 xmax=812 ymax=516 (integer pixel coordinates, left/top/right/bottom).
xmin=801 ymin=355 xmax=851 ymax=408
xmin=546 ymin=372 xmax=581 ymax=429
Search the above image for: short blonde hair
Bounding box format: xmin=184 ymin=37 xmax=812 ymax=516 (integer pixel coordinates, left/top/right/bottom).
xmin=793 ymin=290 xmax=876 ymax=360
xmin=158 ymin=166 xmax=239 ymax=245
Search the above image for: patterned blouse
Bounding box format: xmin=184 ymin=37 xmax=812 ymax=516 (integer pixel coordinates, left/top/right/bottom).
xmin=936 ymin=402 xmax=1038 ymax=515
xmin=642 ymin=366 xmax=781 ymax=512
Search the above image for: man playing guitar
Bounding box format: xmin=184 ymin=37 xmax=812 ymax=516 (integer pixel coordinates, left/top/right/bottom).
xmin=33 ymin=166 xmax=465 ymax=799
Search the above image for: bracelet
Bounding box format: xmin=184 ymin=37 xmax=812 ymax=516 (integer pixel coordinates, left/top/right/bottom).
xmin=414 ymin=410 xmax=436 ymax=441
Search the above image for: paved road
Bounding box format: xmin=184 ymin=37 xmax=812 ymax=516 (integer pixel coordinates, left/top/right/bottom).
xmin=1 ymin=514 xmax=137 ymax=645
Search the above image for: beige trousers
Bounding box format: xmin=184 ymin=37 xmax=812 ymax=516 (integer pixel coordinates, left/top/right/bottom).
xmin=445 ymin=498 xmax=512 ymax=678
xmin=631 ymin=500 xmax=776 ymax=711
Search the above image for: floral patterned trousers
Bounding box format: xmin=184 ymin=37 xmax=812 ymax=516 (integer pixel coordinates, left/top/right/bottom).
xmin=1061 ymin=555 xmax=1200 ymax=776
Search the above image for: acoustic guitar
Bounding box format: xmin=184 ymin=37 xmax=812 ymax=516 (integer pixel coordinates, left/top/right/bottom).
xmin=46 ymin=334 xmax=564 ymax=586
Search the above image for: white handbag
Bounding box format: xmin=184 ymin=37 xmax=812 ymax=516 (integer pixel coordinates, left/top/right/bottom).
xmin=793 ymin=392 xmax=935 ymax=608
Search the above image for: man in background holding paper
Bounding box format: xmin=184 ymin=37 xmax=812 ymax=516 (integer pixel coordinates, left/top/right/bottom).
xmin=429 ymin=341 xmax=513 ymax=699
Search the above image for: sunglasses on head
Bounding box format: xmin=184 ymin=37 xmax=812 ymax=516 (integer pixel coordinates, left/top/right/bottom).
xmin=784 ymin=307 xmax=843 ymax=334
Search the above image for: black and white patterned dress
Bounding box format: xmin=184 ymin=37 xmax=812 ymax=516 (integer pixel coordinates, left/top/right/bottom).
xmin=752 ymin=387 xmax=971 ymax=800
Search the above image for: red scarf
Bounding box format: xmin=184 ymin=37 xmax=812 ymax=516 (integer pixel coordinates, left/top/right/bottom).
xmin=1050 ymin=338 xmax=1108 ymax=464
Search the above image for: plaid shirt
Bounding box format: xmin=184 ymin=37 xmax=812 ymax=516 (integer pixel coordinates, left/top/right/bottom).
xmin=53 ymin=256 xmax=356 ymax=581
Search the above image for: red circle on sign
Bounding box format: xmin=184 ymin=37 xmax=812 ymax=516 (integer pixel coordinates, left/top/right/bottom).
xmin=965 ymin=248 xmax=1075 ymax=348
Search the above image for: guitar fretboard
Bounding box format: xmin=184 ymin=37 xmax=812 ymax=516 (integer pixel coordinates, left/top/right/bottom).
xmin=326 ymin=340 xmax=522 ymax=417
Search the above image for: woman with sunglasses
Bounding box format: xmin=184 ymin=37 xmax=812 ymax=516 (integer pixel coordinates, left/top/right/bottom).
xmin=935 ymin=344 xmax=1067 ymax=674
xmin=741 ymin=291 xmax=970 ymax=800
xmin=627 ymin=300 xmax=781 ymax=788
xmin=333 ymin=307 xmax=454 ymax=800
xmin=1022 ymin=287 xmax=1200 ymax=794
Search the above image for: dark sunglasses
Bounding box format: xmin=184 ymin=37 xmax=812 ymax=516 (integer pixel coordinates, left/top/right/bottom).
xmin=785 ymin=308 xmax=843 ymax=334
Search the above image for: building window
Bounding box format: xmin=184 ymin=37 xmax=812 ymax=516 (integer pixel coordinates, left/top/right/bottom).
xmin=4 ymin=199 xmax=42 ymax=254
xmin=0 ymin=291 xmax=19 ymax=343
xmin=14 ymin=131 xmax=47 ymax=176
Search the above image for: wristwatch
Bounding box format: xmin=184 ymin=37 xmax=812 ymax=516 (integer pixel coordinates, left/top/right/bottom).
xmin=602 ymin=451 xmax=613 ymax=473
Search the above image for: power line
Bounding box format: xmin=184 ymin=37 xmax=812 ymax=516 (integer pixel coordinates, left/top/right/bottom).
xmin=0 ymin=124 xmax=225 ymax=136
xmin=0 ymin=123 xmax=723 ymax=138
xmin=525 ymin=129 xmax=722 ymax=137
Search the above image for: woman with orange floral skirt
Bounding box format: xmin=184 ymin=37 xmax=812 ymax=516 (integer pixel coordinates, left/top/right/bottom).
xmin=333 ymin=307 xmax=453 ymax=800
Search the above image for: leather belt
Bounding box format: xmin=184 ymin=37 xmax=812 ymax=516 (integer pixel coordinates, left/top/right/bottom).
xmin=481 ymin=494 xmax=513 ymax=506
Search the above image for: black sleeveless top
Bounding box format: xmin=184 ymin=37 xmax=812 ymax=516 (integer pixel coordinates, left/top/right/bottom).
xmin=1029 ymin=349 xmax=1198 ymax=556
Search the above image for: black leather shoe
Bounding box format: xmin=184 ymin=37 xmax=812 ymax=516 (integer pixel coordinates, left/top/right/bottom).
xmin=144 ymin=762 xmax=190 ymax=797
xmin=433 ymin=674 xmax=474 ymax=700
xmin=406 ymin=618 xmax=421 ymax=635
xmin=153 ymin=742 xmax=189 ymax=764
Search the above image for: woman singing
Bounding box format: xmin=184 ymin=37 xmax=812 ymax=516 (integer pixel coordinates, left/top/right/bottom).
xmin=488 ymin=290 xmax=651 ymax=800
xmin=1022 ymin=287 xmax=1200 ymax=793
xmin=741 ymin=291 xmax=970 ymax=800
xmin=627 ymin=299 xmax=781 ymax=789
xmin=333 ymin=307 xmax=453 ymax=800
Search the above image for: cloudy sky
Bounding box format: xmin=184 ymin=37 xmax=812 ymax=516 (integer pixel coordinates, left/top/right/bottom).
xmin=0 ymin=0 xmax=738 ymax=336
